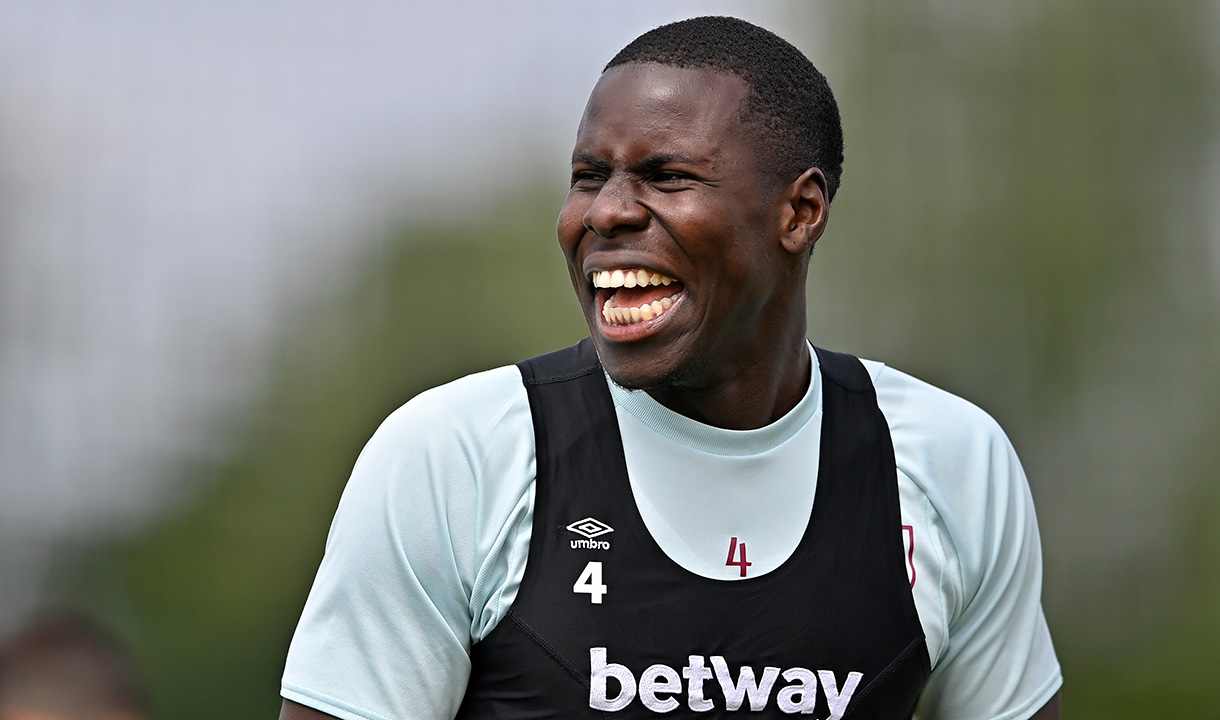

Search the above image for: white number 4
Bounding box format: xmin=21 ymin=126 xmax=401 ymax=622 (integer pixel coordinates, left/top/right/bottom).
xmin=573 ymin=561 xmax=607 ymax=604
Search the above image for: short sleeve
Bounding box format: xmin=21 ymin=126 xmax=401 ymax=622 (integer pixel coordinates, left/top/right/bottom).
xmin=281 ymin=365 xmax=535 ymax=720
xmin=873 ymin=365 xmax=1062 ymax=720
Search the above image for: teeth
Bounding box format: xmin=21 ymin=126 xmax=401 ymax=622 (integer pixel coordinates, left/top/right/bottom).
xmin=600 ymin=291 xmax=683 ymax=327
xmin=592 ymin=268 xmax=679 ymax=289
xmin=592 ymin=267 xmax=684 ymax=327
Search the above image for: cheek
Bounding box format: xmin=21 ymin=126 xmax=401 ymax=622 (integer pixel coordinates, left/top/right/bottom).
xmin=555 ymin=193 xmax=588 ymax=257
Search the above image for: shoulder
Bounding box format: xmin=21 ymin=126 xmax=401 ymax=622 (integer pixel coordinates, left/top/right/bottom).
xmin=332 ymin=362 xmax=535 ymax=573
xmin=373 ymin=364 xmax=528 ymax=446
xmin=354 ymin=365 xmax=531 ymax=480
xmin=863 ymin=360 xmax=1009 ymax=463
xmin=315 ymin=362 xmax=537 ymax=646
xmin=861 ymin=359 xmax=1031 ymax=601
xmin=283 ymin=364 xmax=537 ymax=719
xmin=862 ymin=360 xmax=1061 ymax=716
xmin=862 ymin=361 xmax=1018 ymax=522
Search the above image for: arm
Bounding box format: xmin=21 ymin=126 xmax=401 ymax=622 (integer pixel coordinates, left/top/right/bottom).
xmin=874 ymin=365 xmax=1062 ymax=719
xmin=278 ymin=367 xmax=535 ymax=719
xmin=913 ymin=426 xmax=1063 ymax=718
xmin=1030 ymin=691 xmax=1061 ymax=720
xmin=279 ymin=699 xmax=340 ymax=720
xmin=909 ymin=417 xmax=1062 ymax=718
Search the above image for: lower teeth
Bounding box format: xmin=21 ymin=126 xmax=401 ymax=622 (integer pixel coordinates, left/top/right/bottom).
xmin=602 ymin=292 xmax=681 ymax=326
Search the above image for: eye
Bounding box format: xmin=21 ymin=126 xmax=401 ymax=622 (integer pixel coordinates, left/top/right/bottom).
xmin=650 ymin=169 xmax=695 ymax=188
xmin=570 ymin=169 xmax=606 ymax=190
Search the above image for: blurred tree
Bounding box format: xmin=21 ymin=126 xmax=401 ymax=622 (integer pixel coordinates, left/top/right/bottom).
xmin=799 ymin=1 xmax=1220 ymax=717
xmin=44 ymin=1 xmax=1220 ymax=718
xmin=51 ymin=192 xmax=584 ymax=719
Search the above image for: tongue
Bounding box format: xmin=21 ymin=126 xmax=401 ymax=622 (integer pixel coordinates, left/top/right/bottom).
xmin=614 ymin=282 xmax=683 ymax=307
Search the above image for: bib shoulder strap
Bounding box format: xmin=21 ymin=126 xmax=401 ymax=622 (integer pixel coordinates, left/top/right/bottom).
xmin=814 ymin=345 xmax=875 ymax=394
xmin=516 ymin=338 xmax=602 ymax=386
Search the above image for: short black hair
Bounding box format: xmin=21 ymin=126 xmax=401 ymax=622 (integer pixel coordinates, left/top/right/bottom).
xmin=606 ymin=16 xmax=844 ymax=201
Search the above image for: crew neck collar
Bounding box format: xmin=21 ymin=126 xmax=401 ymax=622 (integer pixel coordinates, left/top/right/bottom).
xmin=605 ymin=341 xmax=822 ymax=457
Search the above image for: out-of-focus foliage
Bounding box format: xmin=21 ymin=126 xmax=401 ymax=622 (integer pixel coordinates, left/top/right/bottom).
xmin=41 ymin=1 xmax=1220 ymax=718
xmin=802 ymin=1 xmax=1220 ymax=717
xmin=52 ymin=194 xmax=585 ymax=719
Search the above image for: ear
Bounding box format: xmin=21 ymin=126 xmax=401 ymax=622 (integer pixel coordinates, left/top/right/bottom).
xmin=779 ymin=167 xmax=829 ymax=256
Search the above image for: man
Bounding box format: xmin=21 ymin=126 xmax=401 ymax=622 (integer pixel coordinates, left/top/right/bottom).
xmin=280 ymin=16 xmax=1062 ymax=719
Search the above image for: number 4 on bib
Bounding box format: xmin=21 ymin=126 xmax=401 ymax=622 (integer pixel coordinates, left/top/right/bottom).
xmin=726 ymin=536 xmax=752 ymax=577
xmin=574 ymin=561 xmax=607 ymax=604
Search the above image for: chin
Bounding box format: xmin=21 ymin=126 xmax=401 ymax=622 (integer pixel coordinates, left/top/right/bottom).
xmin=602 ymin=365 xmax=656 ymax=392
xmin=592 ymin=339 xmax=686 ymax=393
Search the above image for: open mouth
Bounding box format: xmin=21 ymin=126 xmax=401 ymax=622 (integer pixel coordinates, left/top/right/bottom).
xmin=592 ymin=268 xmax=685 ymax=326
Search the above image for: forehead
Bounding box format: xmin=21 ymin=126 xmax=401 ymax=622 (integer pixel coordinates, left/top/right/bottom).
xmin=574 ymin=64 xmax=752 ymax=163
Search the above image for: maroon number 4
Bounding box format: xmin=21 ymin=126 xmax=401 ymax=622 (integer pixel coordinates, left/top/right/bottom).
xmin=726 ymin=536 xmax=752 ymax=577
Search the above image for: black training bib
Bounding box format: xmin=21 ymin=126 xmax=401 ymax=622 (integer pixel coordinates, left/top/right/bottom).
xmin=456 ymin=339 xmax=929 ymax=719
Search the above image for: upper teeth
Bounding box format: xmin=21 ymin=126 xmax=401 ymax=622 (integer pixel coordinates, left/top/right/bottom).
xmin=592 ymin=268 xmax=676 ymax=289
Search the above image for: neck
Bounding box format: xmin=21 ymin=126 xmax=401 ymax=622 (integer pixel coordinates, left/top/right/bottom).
xmin=644 ymin=334 xmax=812 ymax=431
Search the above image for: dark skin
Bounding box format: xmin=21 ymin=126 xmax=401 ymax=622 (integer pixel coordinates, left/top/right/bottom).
xmin=278 ymin=701 xmax=333 ymax=720
xmin=556 ymin=64 xmax=823 ymax=430
xmin=279 ymin=62 xmax=1062 ymax=720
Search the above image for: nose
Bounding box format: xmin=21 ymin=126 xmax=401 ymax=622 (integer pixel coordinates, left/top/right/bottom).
xmin=582 ymin=175 xmax=649 ymax=237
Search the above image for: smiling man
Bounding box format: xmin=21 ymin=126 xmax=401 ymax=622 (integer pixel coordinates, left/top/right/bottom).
xmin=279 ymin=16 xmax=1062 ymax=720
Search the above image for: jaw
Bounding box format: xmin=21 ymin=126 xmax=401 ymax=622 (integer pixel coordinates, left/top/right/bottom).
xmin=591 ymin=328 xmax=694 ymax=391
xmin=578 ymin=265 xmax=692 ymax=388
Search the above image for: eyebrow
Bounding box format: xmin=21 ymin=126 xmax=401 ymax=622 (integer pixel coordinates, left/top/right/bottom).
xmin=570 ymin=153 xmax=611 ymax=172
xmin=570 ymin=152 xmax=704 ymax=173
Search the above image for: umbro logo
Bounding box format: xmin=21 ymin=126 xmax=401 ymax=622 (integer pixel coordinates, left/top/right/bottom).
xmin=567 ymin=517 xmax=613 ymax=549
xmin=568 ymin=517 xmax=614 ymax=538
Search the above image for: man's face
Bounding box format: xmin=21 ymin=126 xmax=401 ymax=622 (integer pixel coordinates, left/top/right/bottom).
xmin=557 ymin=63 xmax=795 ymax=393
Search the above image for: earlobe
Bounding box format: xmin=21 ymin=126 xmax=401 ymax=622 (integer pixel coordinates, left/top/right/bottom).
xmin=780 ymin=168 xmax=829 ymax=256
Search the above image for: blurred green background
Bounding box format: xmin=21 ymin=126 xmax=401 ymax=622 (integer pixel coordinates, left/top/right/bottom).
xmin=3 ymin=1 xmax=1219 ymax=718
